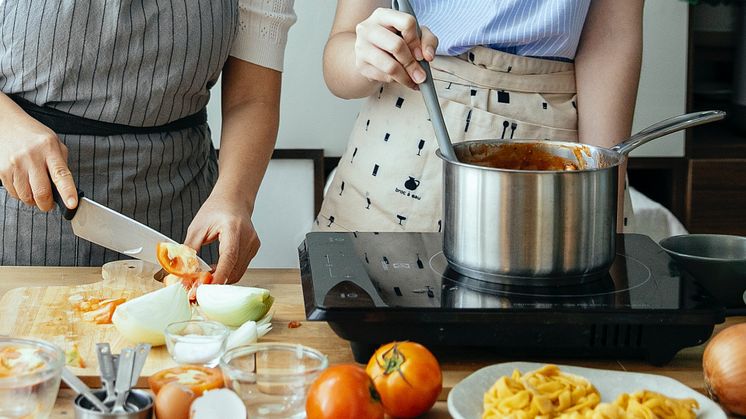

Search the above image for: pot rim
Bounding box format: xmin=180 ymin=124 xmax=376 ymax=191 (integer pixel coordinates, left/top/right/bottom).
xmin=437 ymin=139 xmax=622 ymax=174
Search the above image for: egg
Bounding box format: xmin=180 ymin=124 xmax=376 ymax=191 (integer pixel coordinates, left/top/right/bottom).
xmin=155 ymin=382 xmax=198 ymax=419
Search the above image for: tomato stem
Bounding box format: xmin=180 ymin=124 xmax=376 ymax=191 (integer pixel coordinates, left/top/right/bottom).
xmin=379 ymin=343 xmax=413 ymax=387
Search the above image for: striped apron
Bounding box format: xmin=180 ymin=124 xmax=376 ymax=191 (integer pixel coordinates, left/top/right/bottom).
xmin=316 ymin=47 xmax=634 ymax=232
xmin=0 ymin=0 xmax=238 ymax=266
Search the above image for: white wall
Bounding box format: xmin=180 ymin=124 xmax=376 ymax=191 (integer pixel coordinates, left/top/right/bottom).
xmin=208 ymin=0 xmax=362 ymax=155
xmin=629 ymin=0 xmax=689 ymax=157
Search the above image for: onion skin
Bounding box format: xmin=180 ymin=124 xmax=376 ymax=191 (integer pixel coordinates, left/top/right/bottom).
xmin=703 ymin=323 xmax=746 ymax=416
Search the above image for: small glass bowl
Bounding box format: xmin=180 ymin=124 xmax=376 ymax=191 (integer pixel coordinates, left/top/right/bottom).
xmin=164 ymin=320 xmax=229 ymax=367
xmin=220 ymin=343 xmax=328 ymax=419
xmin=0 ymin=337 xmax=65 ymax=419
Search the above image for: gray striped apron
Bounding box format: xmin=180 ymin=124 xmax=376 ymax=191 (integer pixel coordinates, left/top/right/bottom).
xmin=0 ymin=0 xmax=238 ymax=266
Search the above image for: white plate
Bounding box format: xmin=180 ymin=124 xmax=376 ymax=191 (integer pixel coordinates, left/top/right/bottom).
xmin=448 ymin=362 xmax=726 ymax=419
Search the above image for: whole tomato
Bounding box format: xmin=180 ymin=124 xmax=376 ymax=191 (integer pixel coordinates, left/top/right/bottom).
xmin=366 ymin=341 xmax=442 ymax=418
xmin=306 ymin=364 xmax=385 ymax=419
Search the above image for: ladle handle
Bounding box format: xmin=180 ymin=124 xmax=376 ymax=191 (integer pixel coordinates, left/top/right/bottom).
xmin=611 ymin=110 xmax=726 ymax=156
xmin=392 ymin=0 xmax=457 ymax=162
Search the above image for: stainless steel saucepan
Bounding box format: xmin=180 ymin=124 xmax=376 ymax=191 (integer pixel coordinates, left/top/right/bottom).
xmin=437 ymin=111 xmax=725 ymax=285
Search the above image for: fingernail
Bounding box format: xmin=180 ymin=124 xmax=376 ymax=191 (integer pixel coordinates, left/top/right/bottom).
xmin=66 ymin=198 xmax=76 ymax=208
xmin=414 ymin=47 xmax=424 ymax=61
xmin=426 ymin=46 xmax=435 ymax=60
xmin=413 ymin=68 xmax=426 ymax=84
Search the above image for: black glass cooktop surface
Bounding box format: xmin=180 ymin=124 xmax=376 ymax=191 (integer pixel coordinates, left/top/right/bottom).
xmin=299 ymin=232 xmax=725 ymax=365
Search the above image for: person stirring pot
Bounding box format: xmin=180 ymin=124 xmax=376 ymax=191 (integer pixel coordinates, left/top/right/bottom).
xmin=0 ymin=0 xmax=296 ymax=283
xmin=316 ymin=0 xmax=642 ymax=232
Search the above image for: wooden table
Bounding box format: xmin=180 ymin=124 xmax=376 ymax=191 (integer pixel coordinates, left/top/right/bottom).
xmin=1 ymin=266 xmax=742 ymax=418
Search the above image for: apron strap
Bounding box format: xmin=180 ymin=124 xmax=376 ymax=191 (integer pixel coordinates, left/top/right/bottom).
xmin=9 ymin=94 xmax=207 ymax=136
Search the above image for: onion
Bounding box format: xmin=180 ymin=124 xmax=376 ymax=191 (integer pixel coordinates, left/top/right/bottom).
xmin=112 ymin=284 xmax=191 ymax=345
xmin=196 ymin=285 xmax=273 ymax=327
xmin=225 ymin=313 xmax=273 ymax=350
xmin=703 ymin=323 xmax=746 ymax=415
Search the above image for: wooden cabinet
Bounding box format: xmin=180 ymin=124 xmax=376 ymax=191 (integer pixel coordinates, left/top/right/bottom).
xmin=686 ymin=123 xmax=746 ymax=235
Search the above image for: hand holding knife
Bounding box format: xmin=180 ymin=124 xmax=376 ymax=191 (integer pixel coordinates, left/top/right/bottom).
xmin=1 ymin=178 xmax=210 ymax=271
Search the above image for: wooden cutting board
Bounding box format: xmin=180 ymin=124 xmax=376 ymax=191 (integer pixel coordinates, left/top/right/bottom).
xmin=0 ymin=260 xmax=175 ymax=386
xmin=0 ymin=262 xmax=360 ymax=390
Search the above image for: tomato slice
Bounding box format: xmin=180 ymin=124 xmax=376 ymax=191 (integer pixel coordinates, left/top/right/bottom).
xmin=85 ymin=298 xmax=127 ymax=324
xmin=148 ymin=366 xmax=224 ymax=396
xmin=72 ymin=297 xmax=126 ymax=324
xmin=156 ymin=242 xmax=201 ymax=276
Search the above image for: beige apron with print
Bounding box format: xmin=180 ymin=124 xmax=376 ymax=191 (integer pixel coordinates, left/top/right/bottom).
xmin=316 ymin=46 xmax=633 ymax=232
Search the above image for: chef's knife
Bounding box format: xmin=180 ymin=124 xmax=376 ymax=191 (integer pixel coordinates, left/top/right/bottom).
xmin=0 ymin=179 xmax=210 ymax=270
xmin=52 ymin=188 xmax=210 ymax=271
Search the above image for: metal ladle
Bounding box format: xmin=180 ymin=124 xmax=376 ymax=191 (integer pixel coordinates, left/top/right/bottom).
xmin=392 ymin=0 xmax=457 ymax=162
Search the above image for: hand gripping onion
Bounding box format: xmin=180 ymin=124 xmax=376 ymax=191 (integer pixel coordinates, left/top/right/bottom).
xmin=703 ymin=323 xmax=746 ymax=416
xmin=196 ymin=285 xmax=273 ymax=327
xmin=112 ymin=284 xmax=191 ymax=345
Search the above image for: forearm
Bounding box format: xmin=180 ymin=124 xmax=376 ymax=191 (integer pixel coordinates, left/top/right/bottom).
xmin=323 ymin=0 xmax=388 ymax=99
xmin=575 ymin=0 xmax=643 ymax=229
xmin=323 ymin=32 xmax=379 ymax=99
xmin=214 ymin=101 xmax=278 ymax=212
xmin=214 ymin=57 xmax=281 ymax=212
xmin=575 ymin=0 xmax=643 ymax=148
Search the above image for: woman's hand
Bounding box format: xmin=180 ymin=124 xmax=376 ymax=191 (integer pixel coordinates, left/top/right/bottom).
xmin=354 ymin=8 xmax=438 ymax=89
xmin=185 ymin=193 xmax=260 ymax=284
xmin=0 ymin=93 xmax=78 ymax=211
xmin=323 ymin=1 xmax=439 ymax=99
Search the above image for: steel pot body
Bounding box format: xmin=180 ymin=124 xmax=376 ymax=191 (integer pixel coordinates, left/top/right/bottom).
xmin=441 ymin=140 xmax=620 ymax=285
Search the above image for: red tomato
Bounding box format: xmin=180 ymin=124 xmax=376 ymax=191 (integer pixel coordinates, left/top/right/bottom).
xmin=366 ymin=342 xmax=442 ymax=418
xmin=156 ymin=242 xmax=200 ymax=276
xmin=306 ymin=364 xmax=385 ymax=419
xmin=148 ymin=366 xmax=223 ymax=397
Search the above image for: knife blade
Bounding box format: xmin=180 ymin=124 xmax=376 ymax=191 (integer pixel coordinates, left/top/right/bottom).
xmin=67 ymin=196 xmax=211 ymax=271
xmin=0 ymin=179 xmax=210 ymax=271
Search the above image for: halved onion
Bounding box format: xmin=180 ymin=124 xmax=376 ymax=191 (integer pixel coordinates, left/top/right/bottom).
xmin=112 ymin=284 xmax=191 ymax=345
xmin=196 ymin=285 xmax=273 ymax=327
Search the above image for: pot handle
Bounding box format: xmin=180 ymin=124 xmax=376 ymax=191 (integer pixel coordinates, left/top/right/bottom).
xmin=611 ymin=110 xmax=726 ymax=156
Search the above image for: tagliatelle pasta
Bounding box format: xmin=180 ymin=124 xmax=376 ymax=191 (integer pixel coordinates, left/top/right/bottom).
xmin=482 ymin=365 xmax=699 ymax=419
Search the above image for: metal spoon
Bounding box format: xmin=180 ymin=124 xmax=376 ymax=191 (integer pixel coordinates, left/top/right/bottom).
xmin=111 ymin=347 xmax=135 ymax=413
xmin=95 ymin=343 xmax=117 ymax=406
xmin=392 ymin=0 xmax=457 ymax=162
xmin=61 ymin=367 xmax=110 ymax=413
xmin=129 ymin=343 xmax=151 ymax=388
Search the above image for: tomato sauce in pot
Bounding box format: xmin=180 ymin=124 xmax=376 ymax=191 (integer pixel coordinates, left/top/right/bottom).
xmin=458 ymin=143 xmax=589 ymax=171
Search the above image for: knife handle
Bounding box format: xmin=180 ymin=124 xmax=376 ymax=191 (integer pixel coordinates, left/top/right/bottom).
xmin=51 ymin=180 xmax=83 ymax=220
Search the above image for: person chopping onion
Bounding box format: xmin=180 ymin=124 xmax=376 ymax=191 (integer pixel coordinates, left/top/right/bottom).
xmin=0 ymin=0 xmax=296 ymax=283
xmin=316 ymin=0 xmax=642 ymax=232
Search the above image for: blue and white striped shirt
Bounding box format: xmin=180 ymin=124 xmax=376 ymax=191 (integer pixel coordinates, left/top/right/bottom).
xmin=411 ymin=0 xmax=591 ymax=60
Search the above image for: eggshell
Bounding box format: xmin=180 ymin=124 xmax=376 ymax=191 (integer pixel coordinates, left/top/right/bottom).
xmin=190 ymin=388 xmax=246 ymax=419
xmin=155 ymin=382 xmax=198 ymax=419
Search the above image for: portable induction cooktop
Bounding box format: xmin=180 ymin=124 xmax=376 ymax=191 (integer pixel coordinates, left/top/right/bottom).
xmin=298 ymin=232 xmax=726 ymax=366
